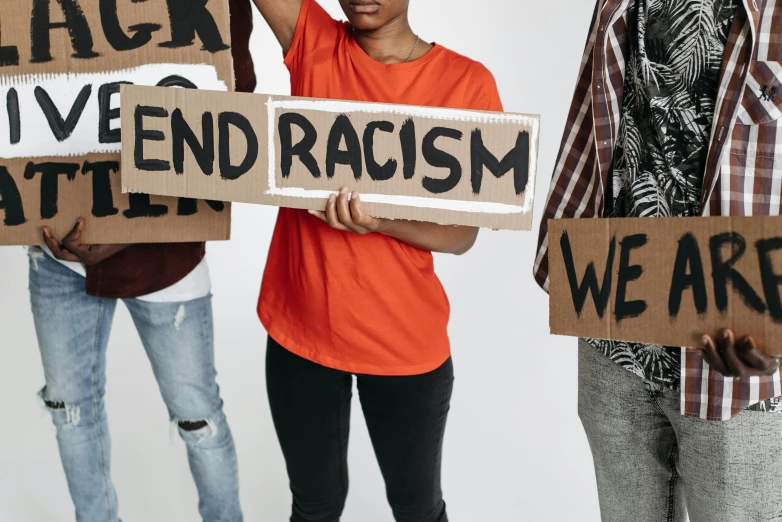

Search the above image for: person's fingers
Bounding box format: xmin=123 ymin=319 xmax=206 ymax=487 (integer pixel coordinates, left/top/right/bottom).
xmin=349 ymin=193 xmax=378 ymax=232
xmin=736 ymin=336 xmax=780 ymax=376
xmin=325 ymin=193 xmax=350 ymax=232
xmin=701 ymin=334 xmax=731 ymax=376
xmin=718 ymin=329 xmax=749 ymax=378
xmin=62 ymin=234 xmax=91 ymax=263
xmin=41 ymin=227 xmax=62 ymax=255
xmin=308 ymin=210 xmax=328 ymax=222
xmin=335 ymin=188 xmax=362 ymax=232
xmin=41 ymin=227 xmax=81 ymax=262
xmin=61 ymin=218 xmax=86 ymax=253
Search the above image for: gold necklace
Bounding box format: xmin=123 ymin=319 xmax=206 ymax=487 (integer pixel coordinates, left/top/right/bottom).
xmin=350 ymin=28 xmax=421 ymax=63
xmin=405 ymin=35 xmax=420 ymax=63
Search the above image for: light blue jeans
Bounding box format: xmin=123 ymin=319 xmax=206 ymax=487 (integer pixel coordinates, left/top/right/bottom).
xmin=27 ymin=247 xmax=242 ymax=522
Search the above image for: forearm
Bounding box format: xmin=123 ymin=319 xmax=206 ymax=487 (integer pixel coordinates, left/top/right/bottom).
xmin=377 ymin=220 xmax=479 ymax=255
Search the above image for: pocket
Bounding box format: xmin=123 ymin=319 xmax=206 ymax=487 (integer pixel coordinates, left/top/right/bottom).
xmin=737 ymin=60 xmax=782 ymax=125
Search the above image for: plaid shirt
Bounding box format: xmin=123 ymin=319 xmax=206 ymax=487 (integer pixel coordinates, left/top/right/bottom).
xmin=534 ymin=0 xmax=782 ymax=421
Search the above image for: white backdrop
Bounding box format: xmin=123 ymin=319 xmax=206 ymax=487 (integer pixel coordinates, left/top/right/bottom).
xmin=0 ymin=1 xmax=601 ymax=520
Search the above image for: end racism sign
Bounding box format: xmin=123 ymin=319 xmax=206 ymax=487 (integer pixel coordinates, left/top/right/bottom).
xmin=548 ymin=217 xmax=782 ymax=356
xmin=0 ymin=0 xmax=234 ymax=245
xmin=119 ymin=86 xmax=540 ymax=230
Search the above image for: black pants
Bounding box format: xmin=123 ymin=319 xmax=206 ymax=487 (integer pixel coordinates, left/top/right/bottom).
xmin=266 ymin=337 xmax=453 ymax=522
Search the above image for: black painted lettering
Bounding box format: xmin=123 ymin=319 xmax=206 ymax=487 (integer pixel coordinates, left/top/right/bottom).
xmin=422 ymin=127 xmax=463 ymax=194
xmin=400 ymin=118 xmax=416 ymax=180
xmin=326 ymin=115 xmax=362 ymax=180
xmin=614 ymin=234 xmax=648 ymax=321
xmin=177 ymin=197 xmax=225 ymax=216
xmin=82 ymin=161 xmax=119 ymax=217
xmin=709 ymin=232 xmax=766 ymax=314
xmin=172 ymin=109 xmax=214 ymax=175
xmin=206 ymin=199 xmax=225 ymax=212
xmin=99 ymin=76 xmax=193 ymax=146
xmin=363 ymin=121 xmax=397 ymax=181
xmin=756 ymin=238 xmax=782 ymax=323
xmin=156 ymin=75 xmax=198 ymax=89
xmin=177 ymin=197 xmax=197 ymax=216
xmin=23 ymin=161 xmax=79 ymax=219
xmin=99 ymin=0 xmax=161 ymax=51
xmin=710 ymin=232 xmax=766 ymax=314
xmin=134 ymin=105 xmax=171 ymax=171
xmin=35 ymin=85 xmax=92 ymax=142
xmin=560 ymin=231 xmax=616 ymax=318
xmin=668 ymin=233 xmax=708 ymax=317
xmin=218 ymin=112 xmax=258 ymax=180
xmin=31 ymin=0 xmax=99 ymax=63
xmin=159 ymin=0 xmax=229 ymax=52
xmin=123 ymin=193 xmax=168 ymax=219
xmin=7 ymin=88 xmax=20 ymax=145
xmin=471 ymin=130 xmax=529 ymax=195
xmin=0 ymin=166 xmax=26 ymax=226
xmin=98 ymin=82 xmax=131 ymax=144
xmin=155 ymin=75 xmax=201 ymax=168
xmin=279 ymin=112 xmax=320 ymax=178
xmin=0 ymin=43 xmax=19 ymax=67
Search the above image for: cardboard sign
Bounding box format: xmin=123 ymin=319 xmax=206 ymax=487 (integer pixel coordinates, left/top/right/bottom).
xmin=119 ymin=86 xmax=540 ymax=230
xmin=548 ymin=216 xmax=782 ymax=356
xmin=0 ymin=0 xmax=235 ymax=245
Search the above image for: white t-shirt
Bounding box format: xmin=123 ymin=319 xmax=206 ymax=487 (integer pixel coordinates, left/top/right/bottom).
xmin=40 ymin=245 xmax=211 ymax=303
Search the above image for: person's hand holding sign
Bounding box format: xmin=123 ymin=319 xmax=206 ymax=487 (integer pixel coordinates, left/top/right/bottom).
xmin=42 ymin=218 xmax=128 ymax=266
xmin=309 ymin=187 xmax=383 ymax=235
xmin=700 ymin=329 xmax=781 ymax=378
xmin=309 ymin=187 xmax=479 ymax=255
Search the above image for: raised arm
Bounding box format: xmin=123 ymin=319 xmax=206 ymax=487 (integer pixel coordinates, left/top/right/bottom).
xmin=251 ymin=0 xmax=303 ymax=53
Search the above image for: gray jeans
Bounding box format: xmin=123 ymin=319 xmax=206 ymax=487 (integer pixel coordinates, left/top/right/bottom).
xmin=578 ymin=340 xmax=782 ymax=522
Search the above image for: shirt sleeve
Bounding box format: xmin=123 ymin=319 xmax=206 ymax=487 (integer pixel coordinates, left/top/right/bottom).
xmin=533 ymin=0 xmax=603 ymax=293
xmin=463 ymin=62 xmax=504 ymax=112
xmin=283 ymin=0 xmax=342 ymax=76
xmin=228 ymin=0 xmax=256 ymax=93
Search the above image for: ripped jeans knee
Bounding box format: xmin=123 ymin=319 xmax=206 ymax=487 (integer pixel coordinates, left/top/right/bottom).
xmin=179 ymin=420 xmax=209 ymax=432
xmin=39 ymin=387 xmax=82 ymax=430
xmin=172 ymin=410 xmax=230 ymax=448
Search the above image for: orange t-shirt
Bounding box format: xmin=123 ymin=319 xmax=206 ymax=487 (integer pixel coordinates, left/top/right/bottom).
xmin=257 ymin=0 xmax=503 ymax=376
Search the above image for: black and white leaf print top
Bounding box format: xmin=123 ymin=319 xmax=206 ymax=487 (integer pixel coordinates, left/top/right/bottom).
xmin=587 ymin=0 xmax=737 ymax=392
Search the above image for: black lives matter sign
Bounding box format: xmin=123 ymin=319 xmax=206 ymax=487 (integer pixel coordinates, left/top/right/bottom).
xmin=0 ymin=0 xmax=235 ymax=245
xmin=120 ymin=87 xmax=541 ymax=231
xmin=548 ymin=216 xmax=782 ymax=356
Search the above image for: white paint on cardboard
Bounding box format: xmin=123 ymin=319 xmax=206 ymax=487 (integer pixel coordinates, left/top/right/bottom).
xmin=0 ymin=63 xmax=226 ymax=159
xmin=264 ymin=97 xmax=538 ymax=215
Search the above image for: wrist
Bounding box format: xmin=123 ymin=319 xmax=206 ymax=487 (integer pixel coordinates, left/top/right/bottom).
xmin=373 ymin=217 xmax=394 ymax=235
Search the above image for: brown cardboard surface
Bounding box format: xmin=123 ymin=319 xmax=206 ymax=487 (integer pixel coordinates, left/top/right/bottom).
xmin=548 ymin=216 xmax=782 ymax=356
xmin=0 ymin=0 xmax=234 ymax=245
xmin=120 ymin=86 xmax=540 ymax=230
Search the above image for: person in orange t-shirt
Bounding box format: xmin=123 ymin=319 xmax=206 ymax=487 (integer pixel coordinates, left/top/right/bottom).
xmin=252 ymin=1 xmax=503 ymax=520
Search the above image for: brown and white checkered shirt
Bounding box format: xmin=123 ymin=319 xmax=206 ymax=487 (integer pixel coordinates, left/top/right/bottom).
xmin=534 ymin=0 xmax=782 ymax=421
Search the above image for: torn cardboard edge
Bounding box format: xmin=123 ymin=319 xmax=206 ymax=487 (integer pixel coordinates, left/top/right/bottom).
xmin=0 ymin=0 xmax=235 ymax=245
xmin=547 ymin=216 xmax=782 ymax=356
xmin=119 ymin=85 xmax=541 ymax=231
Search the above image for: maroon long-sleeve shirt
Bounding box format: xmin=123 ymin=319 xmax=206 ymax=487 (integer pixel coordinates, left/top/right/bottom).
xmin=86 ymin=0 xmax=257 ymax=298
